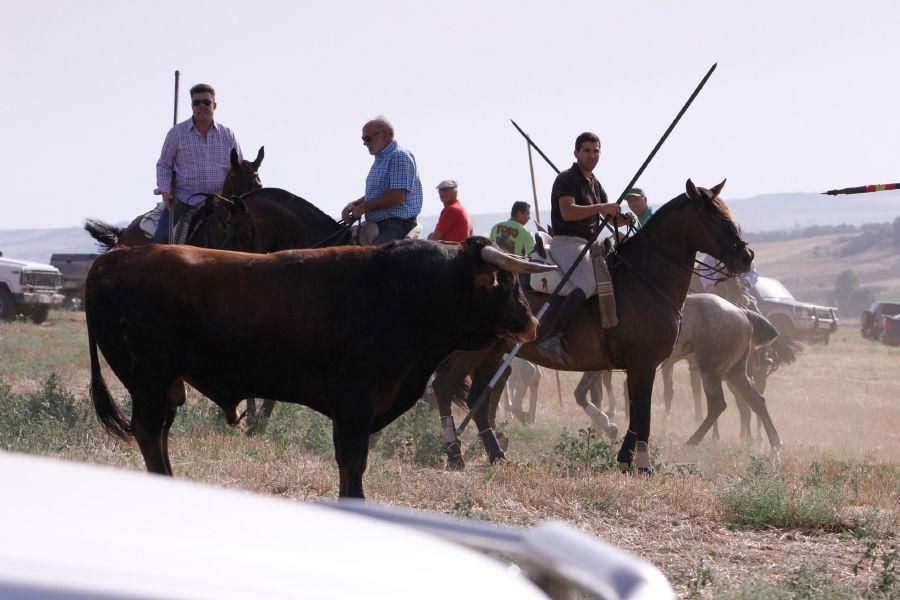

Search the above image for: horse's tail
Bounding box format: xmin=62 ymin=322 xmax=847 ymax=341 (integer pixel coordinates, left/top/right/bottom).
xmin=84 ymin=219 xmax=123 ymax=252
xmin=745 ymin=309 xmax=778 ymax=348
xmin=770 ymin=335 xmax=803 ymax=367
xmin=88 ymin=328 xmax=133 ymax=440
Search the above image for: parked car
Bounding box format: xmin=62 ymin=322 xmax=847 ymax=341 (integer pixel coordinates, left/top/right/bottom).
xmin=860 ymin=301 xmax=900 ymax=345
xmin=752 ymin=276 xmax=838 ymax=344
xmin=0 ymin=251 xmax=65 ymax=323
xmin=0 ymin=451 xmax=673 ymax=599
xmin=859 ymin=302 xmax=900 ymax=341
xmin=49 ymin=253 xmax=98 ymax=309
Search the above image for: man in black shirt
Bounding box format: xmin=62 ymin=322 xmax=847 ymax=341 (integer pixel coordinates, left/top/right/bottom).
xmin=534 ymin=132 xmax=630 ymax=364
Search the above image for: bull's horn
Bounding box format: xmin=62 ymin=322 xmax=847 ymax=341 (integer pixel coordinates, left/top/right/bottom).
xmin=481 ymin=245 xmax=557 ymax=274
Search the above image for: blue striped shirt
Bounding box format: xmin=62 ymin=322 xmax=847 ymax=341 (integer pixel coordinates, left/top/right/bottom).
xmin=155 ymin=118 xmax=242 ymax=206
xmin=364 ymin=140 xmax=423 ymax=222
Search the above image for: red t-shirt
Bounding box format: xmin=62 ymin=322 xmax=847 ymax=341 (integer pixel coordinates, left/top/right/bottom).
xmin=432 ymin=199 xmax=473 ymax=242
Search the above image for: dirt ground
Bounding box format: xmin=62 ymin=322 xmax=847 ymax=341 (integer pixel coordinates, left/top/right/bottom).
xmin=1 ymin=312 xmax=898 ymax=597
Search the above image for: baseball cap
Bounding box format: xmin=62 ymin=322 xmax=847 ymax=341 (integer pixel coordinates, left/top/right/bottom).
xmin=436 ymin=180 xmax=458 ymax=190
xmin=624 ymin=188 xmax=646 ymax=199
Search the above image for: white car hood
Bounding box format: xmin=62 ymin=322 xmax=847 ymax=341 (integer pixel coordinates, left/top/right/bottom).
xmin=0 ymin=257 xmax=58 ymax=271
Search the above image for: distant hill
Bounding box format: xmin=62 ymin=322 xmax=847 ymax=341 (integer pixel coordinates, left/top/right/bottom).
xmin=726 ymin=189 xmax=900 ymax=232
xmin=3 ymin=188 xmax=900 ymax=264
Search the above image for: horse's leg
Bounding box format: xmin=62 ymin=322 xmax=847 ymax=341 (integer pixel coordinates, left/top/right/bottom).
xmin=472 ymin=359 xmax=511 ymax=463
xmin=727 ymin=380 xmax=753 ymax=442
xmin=526 ymin=365 xmax=541 ymax=425
xmin=488 ymin=381 xmax=510 ymax=452
xmin=602 ymin=370 xmax=616 ymax=419
xmin=725 ymin=361 xmax=783 ymax=451
xmin=685 ymin=370 xmax=727 ymax=446
xmin=661 ymin=359 xmax=675 ymax=418
xmin=507 ymin=360 xmax=527 ymax=424
xmin=575 ymin=372 xmax=618 ymax=440
xmin=618 ymin=369 xmax=655 ymax=474
xmin=432 ymin=355 xmax=468 ymax=471
xmin=689 ymin=360 xmax=704 ymax=424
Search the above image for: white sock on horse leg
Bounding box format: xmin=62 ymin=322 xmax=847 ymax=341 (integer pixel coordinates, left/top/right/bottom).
xmin=635 ymin=441 xmax=651 ymax=470
xmin=584 ymin=403 xmax=611 ymax=429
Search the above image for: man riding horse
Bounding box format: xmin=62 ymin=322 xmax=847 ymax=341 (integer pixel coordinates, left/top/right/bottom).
xmin=153 ymin=82 xmax=243 ymax=244
xmin=533 ymin=132 xmax=633 ymax=364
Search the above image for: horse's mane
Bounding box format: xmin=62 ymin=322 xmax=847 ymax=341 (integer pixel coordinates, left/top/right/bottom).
xmin=241 ymin=187 xmax=342 ymax=230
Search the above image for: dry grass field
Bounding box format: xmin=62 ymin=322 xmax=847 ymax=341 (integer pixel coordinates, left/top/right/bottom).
xmin=1 ymin=311 xmax=898 ymax=598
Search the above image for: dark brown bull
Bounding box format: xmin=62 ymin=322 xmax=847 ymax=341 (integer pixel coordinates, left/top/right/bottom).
xmin=86 ymin=237 xmax=553 ymax=498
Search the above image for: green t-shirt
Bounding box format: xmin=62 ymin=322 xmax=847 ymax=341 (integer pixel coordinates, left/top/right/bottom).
xmin=490 ymin=219 xmax=535 ymax=256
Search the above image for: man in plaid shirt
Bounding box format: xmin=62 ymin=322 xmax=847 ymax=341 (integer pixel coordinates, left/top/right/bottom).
xmin=342 ymin=117 xmax=423 ymax=244
xmin=153 ymin=83 xmax=242 ymax=243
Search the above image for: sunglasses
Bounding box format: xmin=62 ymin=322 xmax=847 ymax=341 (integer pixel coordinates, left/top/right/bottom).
xmin=191 ymin=99 xmax=213 ymax=107
xmin=361 ymin=130 xmax=384 ymax=143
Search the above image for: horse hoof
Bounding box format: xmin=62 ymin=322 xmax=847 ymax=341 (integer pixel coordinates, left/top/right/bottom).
xmin=605 ymin=423 xmax=619 ymax=440
xmin=618 ymin=461 xmax=631 ymax=473
xmin=638 ymin=466 xmax=655 ymax=476
xmin=488 ymin=451 xmax=508 ymax=465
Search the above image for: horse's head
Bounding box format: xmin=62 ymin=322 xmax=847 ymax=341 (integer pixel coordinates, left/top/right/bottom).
xmin=682 ymin=179 xmax=754 ymax=276
xmin=221 ymin=146 xmax=264 ymax=197
xmin=219 ymin=195 xmax=257 ymax=251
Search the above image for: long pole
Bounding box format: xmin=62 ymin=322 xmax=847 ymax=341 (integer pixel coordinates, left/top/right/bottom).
xmin=169 ymin=70 xmax=180 ymax=244
xmin=457 ymin=62 xmax=718 ymax=435
xmin=526 ymin=143 xmax=542 ymax=226
xmin=824 ymin=183 xmax=900 ymax=195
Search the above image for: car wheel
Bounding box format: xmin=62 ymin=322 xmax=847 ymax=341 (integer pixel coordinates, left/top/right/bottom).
xmin=30 ymin=305 xmax=50 ymax=324
xmin=0 ymin=287 xmax=15 ymax=321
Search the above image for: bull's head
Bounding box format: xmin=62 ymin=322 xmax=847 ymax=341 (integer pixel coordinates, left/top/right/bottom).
xmin=462 ymin=237 xmax=555 ymax=345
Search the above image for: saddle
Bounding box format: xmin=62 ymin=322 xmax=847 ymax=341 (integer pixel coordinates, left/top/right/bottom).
xmin=350 ymin=221 xmax=423 ymax=245
xmin=527 ymin=231 xmax=619 ymax=328
xmin=528 ymin=232 xmax=572 ymax=295
xmin=138 ymin=201 xmax=208 ymax=244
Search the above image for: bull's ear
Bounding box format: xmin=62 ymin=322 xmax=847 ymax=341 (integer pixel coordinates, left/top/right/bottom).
xmin=253 ymin=146 xmax=265 ymax=169
xmin=710 ymin=179 xmax=726 ymax=198
xmin=685 ymin=179 xmax=699 ymax=200
xmin=230 ymin=147 xmax=240 ymax=169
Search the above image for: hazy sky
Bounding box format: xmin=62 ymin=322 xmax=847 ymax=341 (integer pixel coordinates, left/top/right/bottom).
xmin=2 ymin=1 xmax=898 ymax=229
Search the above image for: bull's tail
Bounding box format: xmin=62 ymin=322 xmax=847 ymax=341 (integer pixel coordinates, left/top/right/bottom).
xmin=745 ymin=309 xmax=779 ymax=348
xmin=89 ymin=330 xmax=133 ymax=440
xmin=84 ymin=219 xmax=123 ymax=252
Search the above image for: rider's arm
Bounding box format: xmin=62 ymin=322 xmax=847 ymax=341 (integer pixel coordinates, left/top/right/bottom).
xmin=155 ymin=128 xmax=178 ymax=206
xmin=558 ymin=196 xmax=620 ymax=221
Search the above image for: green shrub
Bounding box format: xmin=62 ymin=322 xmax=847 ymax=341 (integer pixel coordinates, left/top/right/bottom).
xmin=552 ymin=428 xmax=617 ymax=473
xmin=373 ymin=400 xmax=443 ymax=468
xmin=0 ymin=374 xmax=96 ymax=453
xmin=717 ymin=456 xmax=846 ymax=529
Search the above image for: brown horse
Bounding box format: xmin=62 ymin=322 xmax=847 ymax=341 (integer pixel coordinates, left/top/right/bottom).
xmin=84 ymin=146 xmax=265 ymax=249
xmin=434 ymin=180 xmax=764 ymax=473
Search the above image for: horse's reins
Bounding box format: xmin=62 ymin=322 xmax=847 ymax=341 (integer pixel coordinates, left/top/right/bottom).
xmin=310 ymin=220 xmax=353 ymax=249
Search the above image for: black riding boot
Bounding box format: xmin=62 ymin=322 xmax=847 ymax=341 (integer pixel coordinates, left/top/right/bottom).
xmin=533 ymin=288 xmax=587 ymax=365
